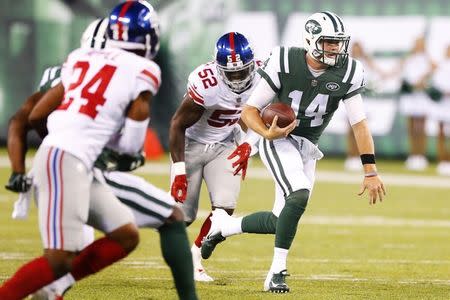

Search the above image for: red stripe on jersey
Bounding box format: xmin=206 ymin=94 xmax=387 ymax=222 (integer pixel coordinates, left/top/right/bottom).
xmin=141 ymin=70 xmax=160 ymax=88
xmin=188 ymin=84 xmax=203 ymax=100
xmin=188 ymin=89 xmax=204 ymax=105
xmin=118 ymin=1 xmax=133 ymax=40
xmin=229 ymin=32 xmax=236 ymax=62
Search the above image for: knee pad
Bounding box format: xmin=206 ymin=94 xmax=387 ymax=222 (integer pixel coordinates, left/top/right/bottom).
xmin=286 ymin=189 xmax=310 ymax=213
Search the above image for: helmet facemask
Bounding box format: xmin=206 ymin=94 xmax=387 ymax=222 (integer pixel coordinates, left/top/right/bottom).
xmin=311 ymin=35 xmax=350 ymax=67
xmin=217 ymin=60 xmax=255 ymax=93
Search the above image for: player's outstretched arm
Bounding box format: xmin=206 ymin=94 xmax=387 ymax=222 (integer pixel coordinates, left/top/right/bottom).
xmin=168 ymin=93 xmax=205 ymax=202
xmin=5 ymin=91 xmax=43 ymax=192
xmin=351 ymin=119 xmax=386 ymax=205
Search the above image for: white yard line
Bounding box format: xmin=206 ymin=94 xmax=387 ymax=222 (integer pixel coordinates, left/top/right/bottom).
xmin=1 ymin=156 xmax=450 ymax=188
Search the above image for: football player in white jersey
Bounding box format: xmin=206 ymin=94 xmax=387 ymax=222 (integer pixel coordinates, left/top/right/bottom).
xmin=0 ymin=2 xmax=183 ymax=299
xmin=4 ymin=15 xmax=197 ymax=300
xmin=202 ymin=12 xmax=386 ymax=293
xmin=169 ymin=32 xmax=261 ymax=281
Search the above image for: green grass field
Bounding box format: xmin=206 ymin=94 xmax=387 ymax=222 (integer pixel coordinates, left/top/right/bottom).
xmin=0 ymin=155 xmax=449 ymax=299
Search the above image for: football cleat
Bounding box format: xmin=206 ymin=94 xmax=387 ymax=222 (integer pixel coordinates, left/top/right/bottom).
xmin=191 ymin=245 xmax=214 ymax=282
xmin=264 ymin=269 xmax=290 ymax=293
xmin=194 ymin=268 xmax=214 ymax=282
xmin=200 ymin=232 xmax=226 ymax=260
xmin=30 ymin=287 xmax=63 ymax=300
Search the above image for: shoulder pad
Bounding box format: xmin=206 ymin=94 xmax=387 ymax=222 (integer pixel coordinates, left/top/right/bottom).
xmin=39 ymin=66 xmax=62 ymax=93
xmin=186 ymin=62 xmax=220 ymax=107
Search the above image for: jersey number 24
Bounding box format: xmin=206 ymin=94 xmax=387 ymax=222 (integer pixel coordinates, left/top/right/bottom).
xmin=58 ymin=61 xmax=117 ymax=119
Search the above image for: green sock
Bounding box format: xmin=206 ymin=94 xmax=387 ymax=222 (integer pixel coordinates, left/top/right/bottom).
xmin=159 ymin=221 xmax=198 ymax=300
xmin=242 ymin=211 xmax=278 ymax=234
xmin=275 ymin=189 xmax=310 ymax=249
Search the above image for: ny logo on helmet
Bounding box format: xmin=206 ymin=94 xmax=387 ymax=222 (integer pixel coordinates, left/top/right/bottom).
xmin=305 ymin=20 xmax=322 ymax=35
xmin=110 ymin=23 xmax=129 ymax=41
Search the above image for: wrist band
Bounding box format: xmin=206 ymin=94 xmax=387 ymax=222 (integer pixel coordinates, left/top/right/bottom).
xmin=360 ymin=154 xmax=376 ymax=165
xmin=364 ymin=171 xmax=378 ymax=178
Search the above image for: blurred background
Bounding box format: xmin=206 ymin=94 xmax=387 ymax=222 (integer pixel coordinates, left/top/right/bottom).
xmin=1 ymin=0 xmax=450 ymax=162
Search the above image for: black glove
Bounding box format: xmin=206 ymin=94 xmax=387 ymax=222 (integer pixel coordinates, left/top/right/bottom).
xmin=95 ymin=148 xmax=145 ymax=172
xmin=5 ymin=172 xmax=32 ymax=193
xmin=116 ymin=152 xmax=145 ymax=172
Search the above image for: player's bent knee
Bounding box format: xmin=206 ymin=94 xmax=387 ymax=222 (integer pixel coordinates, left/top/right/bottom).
xmin=44 ymin=249 xmax=76 ymax=278
xmin=167 ymin=206 xmax=185 ymax=223
xmin=286 ymin=189 xmax=310 ymax=213
xmin=108 ymin=223 xmax=140 ymax=253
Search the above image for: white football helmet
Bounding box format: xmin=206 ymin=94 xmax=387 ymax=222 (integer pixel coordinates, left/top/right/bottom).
xmin=303 ymin=11 xmax=350 ymax=67
xmin=80 ymin=18 xmax=109 ymax=49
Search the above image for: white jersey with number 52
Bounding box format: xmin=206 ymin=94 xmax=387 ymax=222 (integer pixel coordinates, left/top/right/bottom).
xmin=42 ymin=47 xmax=161 ymax=169
xmin=185 ymin=61 xmax=260 ymax=144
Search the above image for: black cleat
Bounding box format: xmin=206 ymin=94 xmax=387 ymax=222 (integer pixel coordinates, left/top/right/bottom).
xmin=200 ymin=233 xmax=226 ymax=259
xmin=268 ymin=270 xmax=290 ymax=293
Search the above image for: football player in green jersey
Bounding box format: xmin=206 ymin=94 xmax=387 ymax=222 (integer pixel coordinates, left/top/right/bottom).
xmin=202 ymin=11 xmax=386 ymax=293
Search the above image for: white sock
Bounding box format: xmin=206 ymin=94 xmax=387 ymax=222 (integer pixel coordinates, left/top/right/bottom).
xmin=270 ymin=247 xmax=289 ymax=273
xmin=191 ymin=244 xmax=203 ymax=269
xmin=221 ymin=216 xmax=243 ymax=237
xmin=46 ymin=273 xmax=75 ymax=295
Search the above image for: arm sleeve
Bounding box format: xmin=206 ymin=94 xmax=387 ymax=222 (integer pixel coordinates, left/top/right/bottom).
xmin=107 ymin=118 xmax=150 ymax=154
xmin=343 ymin=94 xmax=367 ymax=125
xmin=246 ymin=78 xmax=277 ymax=111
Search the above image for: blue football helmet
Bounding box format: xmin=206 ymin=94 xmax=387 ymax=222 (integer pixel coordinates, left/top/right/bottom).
xmin=215 ymin=32 xmax=255 ymax=93
xmin=107 ymin=0 xmax=160 ymax=59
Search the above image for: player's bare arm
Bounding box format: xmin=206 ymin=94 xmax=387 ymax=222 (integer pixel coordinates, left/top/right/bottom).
xmin=4 ymin=91 xmax=44 ymax=192
xmin=351 ymin=119 xmax=386 ymax=205
xmin=127 ymin=91 xmax=152 ymax=121
xmin=168 ymin=93 xmax=204 ymax=202
xmin=169 ymin=94 xmax=205 ymax=163
xmin=28 ymin=82 xmax=64 ymax=133
xmin=7 ymin=91 xmax=43 ymax=174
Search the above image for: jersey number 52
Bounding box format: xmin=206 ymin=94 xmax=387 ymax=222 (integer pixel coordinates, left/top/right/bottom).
xmin=58 ymin=61 xmax=117 ymax=119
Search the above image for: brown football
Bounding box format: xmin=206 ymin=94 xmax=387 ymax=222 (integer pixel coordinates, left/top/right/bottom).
xmin=261 ymin=102 xmax=296 ymax=127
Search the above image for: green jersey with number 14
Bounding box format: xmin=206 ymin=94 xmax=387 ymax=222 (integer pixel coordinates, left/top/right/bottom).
xmin=258 ymin=47 xmax=365 ymax=144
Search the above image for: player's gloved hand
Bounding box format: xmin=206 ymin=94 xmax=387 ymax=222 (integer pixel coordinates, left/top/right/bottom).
xmin=5 ymin=172 xmax=32 ymax=193
xmin=171 ymin=162 xmax=188 ymax=203
xmin=116 ymin=152 xmax=146 ymax=172
xmin=228 ymin=142 xmax=251 ymax=180
xmin=94 ymin=148 xmax=120 ymax=171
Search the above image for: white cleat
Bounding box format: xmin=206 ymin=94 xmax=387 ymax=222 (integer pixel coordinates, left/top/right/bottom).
xmin=405 ymin=155 xmax=428 ymax=171
xmin=437 ymin=161 xmax=450 ymax=176
xmin=194 ymin=267 xmax=214 ymax=282
xmin=30 ymin=287 xmax=63 ymax=300
xmin=191 ymin=244 xmax=214 ymax=282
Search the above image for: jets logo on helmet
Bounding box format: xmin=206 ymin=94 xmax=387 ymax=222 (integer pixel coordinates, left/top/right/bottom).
xmin=215 ymin=32 xmax=256 ymax=93
xmin=305 ymin=20 xmax=322 ymax=35
xmin=107 ymin=0 xmax=160 ymax=59
xmin=303 ymin=11 xmax=350 ymax=67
